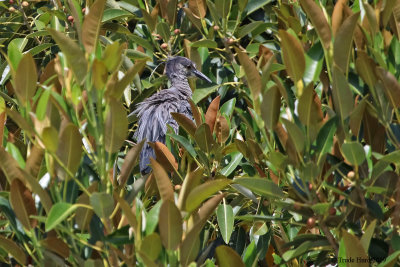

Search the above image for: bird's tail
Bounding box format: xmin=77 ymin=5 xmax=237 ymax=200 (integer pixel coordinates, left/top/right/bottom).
xmin=140 ymin=143 xmax=155 ymax=175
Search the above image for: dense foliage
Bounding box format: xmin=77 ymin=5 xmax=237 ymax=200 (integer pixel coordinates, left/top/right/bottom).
xmin=1 ymin=0 xmax=400 ymax=266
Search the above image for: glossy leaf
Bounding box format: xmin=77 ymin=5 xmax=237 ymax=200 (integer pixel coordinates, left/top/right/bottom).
xmin=45 ymin=202 xmax=78 ymax=231
xmin=205 ymin=95 xmax=220 ymax=133
xmin=56 ymin=123 xmax=83 ymax=179
xmin=342 ymin=142 xmax=365 ymax=166
xmin=90 ymin=192 xmax=114 ymax=218
xmin=215 ymin=245 xmax=245 ymax=267
xmin=105 ymin=98 xmax=128 ymax=153
xmin=158 ymin=200 xmax=182 ymax=250
xmin=261 ymin=85 xmax=281 ymax=131
xmin=82 ymin=0 xmax=105 ymax=53
xmin=217 ymin=203 xmax=234 ymax=244
xmin=10 ymin=179 xmax=37 ymax=230
xmin=171 ymin=112 xmax=197 ymax=137
xmin=152 ymin=141 xmax=178 ymax=173
xmin=150 ymin=158 xmax=174 ymax=201
xmin=234 ymin=177 xmax=284 ymax=198
xmin=279 ymin=30 xmax=305 ymax=84
xmin=13 ymin=53 xmax=37 ymax=106
xmin=185 ymin=179 xmax=231 ymax=212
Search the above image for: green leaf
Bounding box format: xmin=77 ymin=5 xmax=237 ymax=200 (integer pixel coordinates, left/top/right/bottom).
xmin=0 ymin=236 xmax=26 ymax=266
xmin=36 ymin=89 xmax=51 ymax=120
xmin=217 ymin=204 xmax=234 ymax=244
xmin=377 ymin=251 xmax=400 ymax=267
xmin=341 ymin=230 xmax=369 ymax=267
xmin=192 ymin=85 xmax=220 ymax=104
xmin=304 ymin=42 xmax=324 ymax=84
xmin=150 ymin=158 xmax=174 ymax=201
xmin=195 ymin=123 xmax=214 ymax=154
xmin=215 ymin=0 xmax=231 ymax=18
xmin=186 ymin=179 xmax=231 ymax=212
xmin=168 ymin=133 xmax=197 ymax=159
xmin=279 ymin=30 xmax=305 ymax=84
xmin=215 ymin=245 xmax=245 ymax=267
xmin=299 ymin=0 xmax=332 ymax=50
xmin=140 ymin=233 xmax=162 ymax=260
xmin=156 ymin=22 xmax=170 ymax=42
xmin=45 ymin=202 xmax=78 ymax=231
xmin=332 ymin=66 xmax=354 ymax=120
xmin=191 ymin=39 xmax=218 ymax=48
xmin=102 ymin=9 xmax=133 ymax=22
xmin=158 ymin=200 xmax=182 ymax=250
xmin=56 ymin=123 xmax=83 ymax=180
xmin=82 ymin=0 xmax=106 ymax=53
xmin=220 ymin=152 xmax=243 ymax=176
xmin=47 ymin=28 xmax=88 ymax=84
xmin=244 ymin=0 xmax=272 ymax=15
xmin=281 ymin=118 xmax=305 ymax=153
xmin=10 ymin=179 xmax=37 ymax=230
xmin=282 ymin=241 xmax=312 ymax=261
xmin=311 ymin=203 xmax=330 ymax=215
xmin=237 ymin=21 xmax=264 ymax=38
xmin=105 ymin=98 xmax=128 ymax=153
xmin=261 ymin=85 xmax=281 ymax=131
xmin=13 ymin=53 xmax=37 ymax=106
xmin=90 ymin=192 xmax=114 ymax=218
xmin=380 ymin=150 xmax=400 ymax=163
xmin=315 ymin=116 xmax=337 ymax=155
xmin=220 ymin=98 xmax=236 ymax=118
xmin=342 ymin=142 xmax=365 ymax=166
xmin=333 ymin=12 xmax=360 ymax=75
xmin=234 ymin=177 xmax=284 ymax=198
xmin=360 ymin=220 xmax=376 ymax=253
xmin=42 ymin=126 xmax=59 ymax=153
xmin=171 ymin=112 xmax=197 ymax=137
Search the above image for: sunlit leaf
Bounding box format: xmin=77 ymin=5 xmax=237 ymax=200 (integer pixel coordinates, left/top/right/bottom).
xmin=341 ymin=230 xmax=369 ymax=267
xmin=171 ymin=112 xmax=196 ymax=137
xmin=217 ymin=203 xmax=234 ymax=244
xmin=205 ymin=95 xmax=220 ymax=133
xmin=152 ymin=141 xmax=178 ymax=173
xmin=150 ymin=158 xmax=174 ymax=201
xmin=186 ymin=179 xmax=231 ymax=212
xmin=279 ymin=30 xmax=305 ymax=85
xmin=234 ymin=177 xmax=284 ymax=198
xmin=45 ymin=202 xmax=78 ymax=231
xmin=342 ymin=141 xmax=365 ymax=166
xmin=140 ymin=233 xmax=162 ymax=260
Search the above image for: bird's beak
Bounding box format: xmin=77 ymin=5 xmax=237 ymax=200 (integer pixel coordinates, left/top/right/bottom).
xmin=193 ymin=69 xmax=212 ymax=83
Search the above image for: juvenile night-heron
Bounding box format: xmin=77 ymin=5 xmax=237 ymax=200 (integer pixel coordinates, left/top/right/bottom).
xmin=133 ymin=56 xmax=212 ymax=174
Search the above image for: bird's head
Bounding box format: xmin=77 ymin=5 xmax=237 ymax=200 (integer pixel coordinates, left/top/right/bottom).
xmin=165 ymin=56 xmax=212 ymax=83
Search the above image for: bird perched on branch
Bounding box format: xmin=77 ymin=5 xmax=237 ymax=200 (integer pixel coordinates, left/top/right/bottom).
xmin=132 ymin=56 xmax=212 ymax=174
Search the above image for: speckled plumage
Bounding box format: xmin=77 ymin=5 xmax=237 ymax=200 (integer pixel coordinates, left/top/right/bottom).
xmin=133 ymin=56 xmax=212 ymax=174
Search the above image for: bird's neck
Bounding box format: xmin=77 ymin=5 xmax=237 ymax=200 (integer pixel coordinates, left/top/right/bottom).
xmin=170 ymin=78 xmax=192 ymax=98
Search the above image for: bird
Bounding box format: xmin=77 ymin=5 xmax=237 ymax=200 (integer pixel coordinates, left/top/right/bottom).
xmin=132 ymin=56 xmax=212 ymax=174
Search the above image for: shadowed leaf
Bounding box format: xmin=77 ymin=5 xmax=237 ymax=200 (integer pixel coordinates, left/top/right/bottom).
xmin=113 ymin=191 xmax=137 ymax=230
xmin=150 ymin=158 xmax=174 ymax=201
xmin=356 ymin=51 xmax=377 ymax=89
xmin=189 ymin=100 xmax=202 ymax=126
xmin=215 ymin=0 xmax=231 ymax=18
xmin=342 ymin=142 xmax=365 ymax=166
xmin=13 ymin=53 xmax=37 ymax=106
xmin=105 ymin=98 xmax=128 ymax=153
xmin=82 ymin=0 xmax=105 ymax=53
xmin=185 ymin=179 xmax=231 ymax=212
xmin=0 ymin=236 xmax=26 ymax=266
xmin=177 ymin=167 xmax=203 ymax=210
xmin=56 ymin=123 xmax=83 ymax=180
xmin=195 ymin=123 xmax=214 ymax=154
xmin=332 ymin=66 xmax=354 ymax=120
xmin=360 ymin=219 xmax=376 ymax=253
xmin=282 ymin=118 xmax=305 ymax=153
xmin=159 ymin=200 xmax=182 ymax=250
xmin=376 ymin=67 xmax=400 ymax=108
xmin=189 ymin=0 xmax=207 ymax=18
xmin=216 ymin=115 xmax=230 ymax=143
xmin=299 ymin=0 xmax=332 ymax=50
xmin=92 ymin=59 xmax=108 ymax=90
xmin=25 ymin=144 xmax=44 ymax=178
xmin=341 ymin=230 xmax=369 ymax=267
xmin=40 ymin=237 xmax=70 ymax=259
xmin=119 ymin=139 xmax=146 ymax=186
xmin=261 ymin=85 xmax=281 ymax=131
xmin=10 ymin=179 xmax=37 ymax=230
